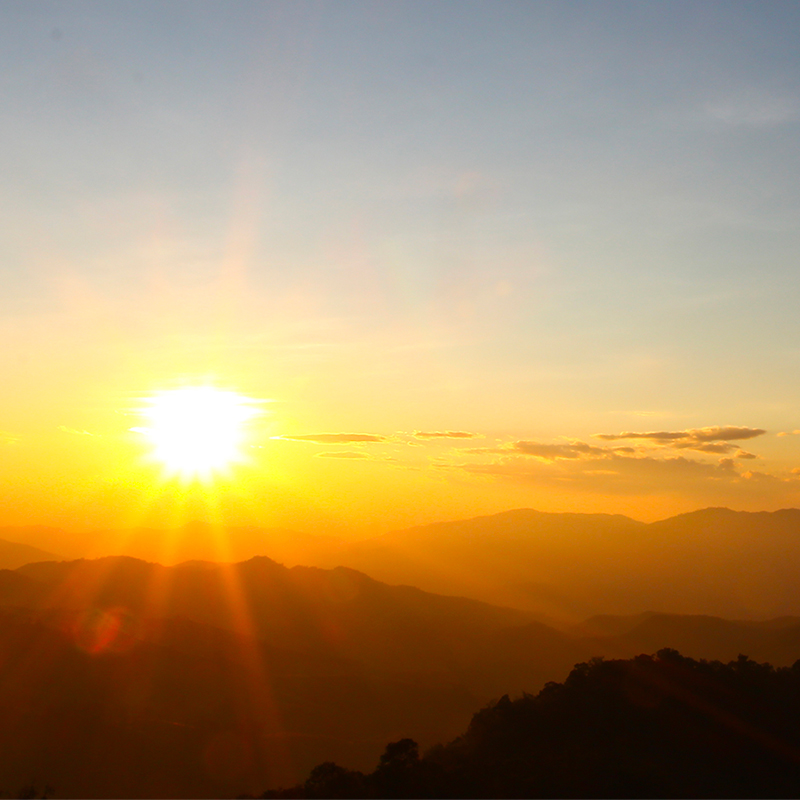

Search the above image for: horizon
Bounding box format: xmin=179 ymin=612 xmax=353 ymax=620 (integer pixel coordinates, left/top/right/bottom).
xmin=4 ymin=503 xmax=800 ymax=629
xmin=5 ymin=501 xmax=800 ymax=539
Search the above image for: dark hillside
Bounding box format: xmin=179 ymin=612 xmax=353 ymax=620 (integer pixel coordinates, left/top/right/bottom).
xmin=0 ymin=556 xmax=558 ymax=796
xmin=266 ymin=651 xmax=800 ymax=798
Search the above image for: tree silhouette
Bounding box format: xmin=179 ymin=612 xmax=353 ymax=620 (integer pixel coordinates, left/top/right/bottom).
xmin=261 ymin=651 xmax=800 ymax=798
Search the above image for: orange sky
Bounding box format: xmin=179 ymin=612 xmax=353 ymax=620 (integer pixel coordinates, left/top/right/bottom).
xmin=3 ymin=3 xmax=800 ymax=535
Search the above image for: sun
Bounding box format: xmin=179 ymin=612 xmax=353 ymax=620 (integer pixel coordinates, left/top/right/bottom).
xmin=134 ymin=387 xmax=260 ymax=480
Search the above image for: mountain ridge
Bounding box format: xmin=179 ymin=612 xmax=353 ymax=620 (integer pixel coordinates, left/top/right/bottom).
xmin=5 ymin=506 xmax=800 ymax=624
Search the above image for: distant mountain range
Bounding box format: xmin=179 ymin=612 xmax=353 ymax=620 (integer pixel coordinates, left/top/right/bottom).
xmin=7 ymin=508 xmax=800 ymax=627
xmin=0 ymin=537 xmax=58 ymax=570
xmin=6 ymin=507 xmax=800 ymax=623
xmin=311 ymin=507 xmax=800 ymax=623
xmin=2 ymin=547 xmax=800 ymax=796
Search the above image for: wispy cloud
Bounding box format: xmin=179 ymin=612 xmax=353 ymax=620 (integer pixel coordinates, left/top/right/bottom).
xmin=413 ymin=430 xmax=482 ymax=440
xmin=462 ymin=439 xmax=636 ymax=461
xmin=440 ymin=422 xmax=786 ymax=499
xmin=672 ymin=442 xmax=736 ymax=454
xmin=315 ymin=451 xmax=369 ymax=459
xmin=0 ymin=430 xmax=18 ymax=444
xmin=276 ymin=433 xmax=390 ymax=444
xmin=58 ymin=426 xmax=96 ymax=437
xmin=457 ymin=452 xmax=738 ymax=493
xmin=593 ymin=426 xmax=765 ymax=455
xmin=510 ymin=440 xmax=607 ymax=460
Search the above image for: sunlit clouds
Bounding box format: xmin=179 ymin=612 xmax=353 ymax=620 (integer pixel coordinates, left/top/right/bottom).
xmin=592 ymin=427 xmax=767 ymax=455
xmin=593 ymin=426 xmax=766 ymax=444
xmin=413 ymin=431 xmax=482 ymax=440
xmin=276 ymin=433 xmax=390 ymax=444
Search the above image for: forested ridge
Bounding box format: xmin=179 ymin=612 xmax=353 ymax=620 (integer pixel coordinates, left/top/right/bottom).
xmin=260 ymin=650 xmax=800 ymax=799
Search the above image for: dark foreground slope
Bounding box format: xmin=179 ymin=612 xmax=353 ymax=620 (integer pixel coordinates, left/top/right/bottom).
xmin=265 ymin=650 xmax=800 ymax=799
xmin=6 ymin=554 xmax=800 ymax=796
xmin=0 ymin=555 xmax=582 ymax=797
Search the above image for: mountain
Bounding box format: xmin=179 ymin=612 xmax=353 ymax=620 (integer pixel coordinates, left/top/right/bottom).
xmin=0 ymin=604 xmax=482 ymax=798
xmin=5 ymin=551 xmax=800 ymax=795
xmin=0 ymin=523 xmax=344 ymax=564
xmin=266 ymin=650 xmax=800 ymax=799
xmin=11 ymin=556 xmax=533 ymax=674
xmin=580 ymin=612 xmax=800 ymax=668
xmin=306 ymin=507 xmax=800 ymax=623
xmin=11 ymin=507 xmax=800 ymax=623
xmin=0 ymin=555 xmax=587 ymax=797
xmin=571 ymin=612 xmax=658 ymax=637
xmin=10 ymin=505 xmax=800 ymax=624
xmin=0 ymin=537 xmax=59 ymax=570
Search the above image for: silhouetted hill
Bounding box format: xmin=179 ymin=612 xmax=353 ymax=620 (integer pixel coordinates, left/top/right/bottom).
xmin=308 ymin=507 xmax=800 ymax=623
xmin=11 ymin=556 xmax=533 ymax=674
xmin=576 ymin=612 xmax=800 ymax=669
xmin=570 ymin=611 xmax=657 ymax=637
xmin=0 ymin=523 xmax=344 ymax=565
xmin=6 ymin=550 xmax=800 ymax=796
xmin=0 ymin=537 xmax=59 ymax=570
xmin=0 ymin=603 xmax=486 ymax=797
xmin=12 ymin=508 xmax=800 ymax=624
xmin=0 ymin=555 xmax=575 ymax=796
xmin=265 ymin=650 xmax=800 ymax=798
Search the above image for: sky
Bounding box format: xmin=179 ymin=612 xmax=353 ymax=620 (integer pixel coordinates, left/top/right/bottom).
xmin=2 ymin=0 xmax=800 ymax=534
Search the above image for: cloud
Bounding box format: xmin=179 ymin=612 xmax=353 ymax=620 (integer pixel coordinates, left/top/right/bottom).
xmin=59 ymin=426 xmax=96 ymax=437
xmin=735 ymin=450 xmax=758 ymax=460
xmin=595 ymin=431 xmax=687 ymax=442
xmin=593 ymin=426 xmax=766 ymax=449
xmin=778 ymin=430 xmax=800 ymax=437
xmin=464 ymin=440 xmax=656 ymax=461
xmin=276 ymin=433 xmax=389 ymax=444
xmin=413 ymin=430 xmax=481 ymax=440
xmin=0 ymin=430 xmax=18 ymax=444
xmin=689 ymin=426 xmax=766 ymax=442
xmin=510 ymin=440 xmax=607 ymax=460
xmin=741 ymin=469 xmax=783 ymax=483
xmin=314 ymin=451 xmax=369 ymax=459
xmin=438 ymin=425 xmax=800 ymax=505
xmin=673 ymin=441 xmax=736 ymax=454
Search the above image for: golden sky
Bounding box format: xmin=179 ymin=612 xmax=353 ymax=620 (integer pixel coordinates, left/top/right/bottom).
xmin=3 ymin=1 xmax=800 ymax=534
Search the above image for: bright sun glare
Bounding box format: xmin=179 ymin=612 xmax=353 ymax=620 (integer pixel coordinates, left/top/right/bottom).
xmin=135 ymin=387 xmax=260 ymax=480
